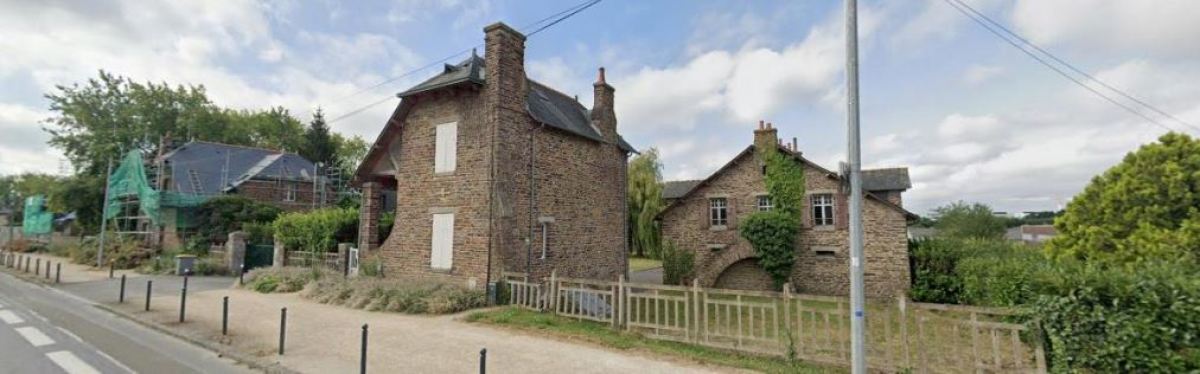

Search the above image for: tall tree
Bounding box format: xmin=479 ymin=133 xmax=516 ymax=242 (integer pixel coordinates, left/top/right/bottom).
xmin=301 ymin=108 xmax=337 ymax=166
xmin=627 ymin=148 xmax=664 ymax=258
xmin=332 ymin=133 xmax=368 ymax=175
xmin=1048 ymin=132 xmax=1200 ymax=265
xmin=932 ymin=201 xmax=1007 ymax=240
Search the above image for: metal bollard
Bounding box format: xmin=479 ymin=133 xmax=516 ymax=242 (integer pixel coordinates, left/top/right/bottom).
xmin=479 ymin=348 xmax=487 ymax=374
xmin=361 ymin=324 xmax=368 ymax=374
xmin=55 ymin=263 xmax=61 ymax=283
xmin=279 ymin=307 xmax=287 ymax=355
xmin=109 ymin=262 xmax=114 ymax=279
xmin=45 ymin=261 xmax=50 ymax=280
xmin=145 ymin=280 xmax=153 ymax=311
xmin=222 ymin=296 xmax=229 ymax=336
xmin=119 ymin=274 xmax=127 ymax=303
xmin=35 ymin=258 xmax=40 ymax=276
xmin=239 ymin=265 xmax=245 ymax=285
xmin=180 ymin=275 xmax=189 ymax=323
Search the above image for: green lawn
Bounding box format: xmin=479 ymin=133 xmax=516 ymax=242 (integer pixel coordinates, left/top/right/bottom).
xmin=628 ymin=257 xmax=662 ymax=272
xmin=466 ymin=306 xmax=839 ymax=374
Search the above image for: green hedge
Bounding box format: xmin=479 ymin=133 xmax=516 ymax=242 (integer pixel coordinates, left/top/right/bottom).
xmin=272 ymin=207 xmax=357 ymax=253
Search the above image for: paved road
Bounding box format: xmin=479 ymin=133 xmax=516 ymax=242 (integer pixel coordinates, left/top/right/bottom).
xmin=0 ymin=271 xmax=254 ymax=374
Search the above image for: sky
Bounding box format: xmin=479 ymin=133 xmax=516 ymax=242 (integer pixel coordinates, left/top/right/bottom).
xmin=1 ymin=0 xmax=1198 ymax=216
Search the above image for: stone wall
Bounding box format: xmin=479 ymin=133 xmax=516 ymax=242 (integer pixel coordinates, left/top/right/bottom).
xmin=659 ymin=129 xmax=910 ymax=298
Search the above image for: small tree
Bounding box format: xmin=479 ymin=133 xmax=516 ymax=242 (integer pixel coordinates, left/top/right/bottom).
xmin=661 ymin=241 xmax=695 ymax=285
xmin=627 ymin=148 xmax=664 ymax=258
xmin=931 ymin=201 xmax=1007 ymax=240
xmin=739 ymin=146 xmax=805 ymax=288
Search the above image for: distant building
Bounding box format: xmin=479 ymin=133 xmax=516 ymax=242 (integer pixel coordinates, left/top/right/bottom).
xmin=1018 ymin=225 xmax=1056 ymax=244
xmin=907 ymin=226 xmax=937 ymax=240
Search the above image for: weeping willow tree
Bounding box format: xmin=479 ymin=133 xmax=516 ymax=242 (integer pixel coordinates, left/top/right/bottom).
xmin=628 ymin=148 xmax=664 ymax=258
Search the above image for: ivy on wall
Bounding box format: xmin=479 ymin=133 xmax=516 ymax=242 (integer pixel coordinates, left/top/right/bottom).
xmin=739 ymin=146 xmax=806 ymax=288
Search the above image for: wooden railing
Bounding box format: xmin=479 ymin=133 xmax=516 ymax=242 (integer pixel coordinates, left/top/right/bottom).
xmin=501 ymin=271 xmax=1046 ymax=373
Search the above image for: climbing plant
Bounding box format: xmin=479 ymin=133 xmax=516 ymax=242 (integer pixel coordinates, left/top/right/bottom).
xmin=739 ymin=146 xmax=805 ymax=288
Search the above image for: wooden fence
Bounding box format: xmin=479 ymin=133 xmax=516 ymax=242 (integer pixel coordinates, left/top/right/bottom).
xmin=501 ymin=271 xmax=1045 ymax=373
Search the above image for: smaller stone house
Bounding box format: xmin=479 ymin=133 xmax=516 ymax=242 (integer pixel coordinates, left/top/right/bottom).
xmin=658 ymin=122 xmax=916 ymax=297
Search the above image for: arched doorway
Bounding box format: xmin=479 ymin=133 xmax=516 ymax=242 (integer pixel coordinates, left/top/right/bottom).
xmin=713 ymin=258 xmax=774 ymax=291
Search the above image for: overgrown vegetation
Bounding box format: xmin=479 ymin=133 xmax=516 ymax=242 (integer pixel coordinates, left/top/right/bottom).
xmin=931 ymin=201 xmax=1008 ymax=240
xmin=660 ymin=241 xmax=694 ymax=285
xmin=303 ymin=277 xmax=485 ymax=314
xmin=739 ymin=146 xmax=804 ymax=288
xmin=193 ymin=196 xmax=281 ymax=244
xmin=466 ymin=307 xmax=831 ymax=374
xmin=243 ymin=266 xmax=327 ymax=293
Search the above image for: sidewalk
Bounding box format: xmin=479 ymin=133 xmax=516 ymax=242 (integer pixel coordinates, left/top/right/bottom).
xmin=7 ymin=254 xmax=732 ymax=373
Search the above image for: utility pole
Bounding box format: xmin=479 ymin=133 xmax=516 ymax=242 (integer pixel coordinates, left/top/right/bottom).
xmin=97 ymin=158 xmax=113 ymax=268
xmin=845 ymin=0 xmax=867 ymax=373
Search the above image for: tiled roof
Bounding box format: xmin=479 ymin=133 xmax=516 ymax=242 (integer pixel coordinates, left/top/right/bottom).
xmin=662 ymin=180 xmax=703 ymax=200
xmin=160 ymin=141 xmax=317 ymax=195
xmin=397 ymin=54 xmax=636 ymax=153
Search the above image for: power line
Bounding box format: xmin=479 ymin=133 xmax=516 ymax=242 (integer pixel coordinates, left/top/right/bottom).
xmin=941 ymin=0 xmax=1186 ymax=134
xmin=947 ymin=0 xmax=1199 ymax=133
xmin=326 ymin=0 xmax=603 ymax=125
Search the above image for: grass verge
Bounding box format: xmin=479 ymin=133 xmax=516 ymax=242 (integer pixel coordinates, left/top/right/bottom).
xmin=629 ymin=257 xmax=663 ymax=272
xmin=465 ymin=306 xmax=839 ymax=374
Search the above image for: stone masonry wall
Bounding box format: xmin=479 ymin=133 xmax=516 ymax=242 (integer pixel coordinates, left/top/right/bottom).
xmin=659 ymin=142 xmax=910 ymax=298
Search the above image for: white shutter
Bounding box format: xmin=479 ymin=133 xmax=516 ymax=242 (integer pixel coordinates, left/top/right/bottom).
xmin=430 ymin=213 xmax=454 ymax=270
xmin=434 ymin=122 xmax=457 ymax=173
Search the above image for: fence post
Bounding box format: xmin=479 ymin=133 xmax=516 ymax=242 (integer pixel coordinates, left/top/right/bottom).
xmin=692 ymin=278 xmax=703 ymax=341
xmin=180 ymin=275 xmax=189 ymax=323
xmin=548 ymin=269 xmax=557 ymax=312
xmin=781 ymin=283 xmax=792 ymax=350
xmin=145 ymin=280 xmax=153 ymax=311
xmin=614 ymin=275 xmax=623 ymax=330
xmin=360 ymin=324 xmax=368 ymax=374
xmin=222 ymin=296 xmax=229 ymax=335
xmin=119 ymin=275 xmax=126 ymax=303
xmin=279 ymin=307 xmax=287 ymax=355
xmin=898 ymin=295 xmax=910 ymax=370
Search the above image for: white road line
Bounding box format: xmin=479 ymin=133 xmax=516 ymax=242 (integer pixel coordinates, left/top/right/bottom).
xmin=57 ymin=326 xmax=85 ymax=343
xmin=0 ymin=309 xmax=24 ymax=324
xmin=46 ymin=351 xmax=102 ymax=374
xmin=15 ymin=326 xmax=55 ymax=347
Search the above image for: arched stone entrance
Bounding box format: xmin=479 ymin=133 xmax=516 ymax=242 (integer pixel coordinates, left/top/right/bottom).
xmin=712 ymin=258 xmax=774 ymax=291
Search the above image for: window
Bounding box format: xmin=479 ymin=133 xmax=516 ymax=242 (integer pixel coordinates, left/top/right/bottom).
xmin=709 ymin=198 xmax=728 ymax=227
xmin=756 ymin=195 xmax=773 ymax=211
xmin=434 ymin=122 xmax=458 ymax=173
xmin=811 ymin=194 xmax=834 ymax=227
xmin=431 ymin=213 xmax=455 ymax=270
xmin=284 ymin=182 xmax=298 ymax=202
xmin=813 ymin=246 xmax=837 ymax=257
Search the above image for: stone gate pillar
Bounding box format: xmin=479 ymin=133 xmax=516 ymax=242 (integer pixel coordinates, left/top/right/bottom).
xmin=226 ymin=231 xmax=247 ymax=273
xmin=359 ymin=181 xmax=382 ymax=252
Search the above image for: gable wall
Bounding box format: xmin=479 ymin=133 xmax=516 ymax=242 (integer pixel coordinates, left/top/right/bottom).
xmin=659 ymin=150 xmax=910 ymax=298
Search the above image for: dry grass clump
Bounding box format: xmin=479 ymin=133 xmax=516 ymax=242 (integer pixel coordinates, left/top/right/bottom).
xmin=243 ymin=266 xmax=332 ymax=293
xmin=302 ymin=277 xmax=486 ymax=314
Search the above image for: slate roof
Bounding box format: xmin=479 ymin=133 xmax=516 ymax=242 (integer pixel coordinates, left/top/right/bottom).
xmin=160 ymin=141 xmax=318 ymax=195
xmin=397 ymin=54 xmax=636 ymax=153
xmin=662 ymin=180 xmax=702 ymax=200
xmin=862 ymin=168 xmax=912 ymax=191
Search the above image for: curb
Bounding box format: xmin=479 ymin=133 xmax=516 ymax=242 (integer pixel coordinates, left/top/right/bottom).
xmin=94 ymin=302 xmax=299 ymax=374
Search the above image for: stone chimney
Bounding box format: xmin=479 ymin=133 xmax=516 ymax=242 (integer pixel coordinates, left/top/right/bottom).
xmin=753 ymin=120 xmax=778 ymax=153
xmin=483 ymin=22 xmax=527 ymax=115
xmin=591 ymin=67 xmax=617 ymax=142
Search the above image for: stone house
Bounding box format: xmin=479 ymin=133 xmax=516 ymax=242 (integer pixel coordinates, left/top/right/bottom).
xmin=156 ymin=140 xmax=330 ymax=247
xmin=658 ymin=122 xmax=915 ymax=297
xmin=353 ymin=22 xmax=635 ymax=289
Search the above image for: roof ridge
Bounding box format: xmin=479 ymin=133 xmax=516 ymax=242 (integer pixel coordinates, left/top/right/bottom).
xmin=187 ymin=140 xmax=290 ymax=155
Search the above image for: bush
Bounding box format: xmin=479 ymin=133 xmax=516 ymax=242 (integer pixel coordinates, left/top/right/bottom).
xmin=661 ymin=241 xmax=694 ymax=285
xmin=1033 ymin=261 xmax=1200 ymax=372
xmin=193 ymin=196 xmax=282 ymax=244
xmin=272 ymin=207 xmax=357 ymax=253
xmin=243 ymin=266 xmax=329 ymax=293
xmin=302 ymin=277 xmax=486 ymax=314
xmin=192 ymin=256 xmax=228 ymax=276
xmin=909 ymin=237 xmax=1050 ymax=306
xmin=241 ymin=221 xmax=274 ymax=245
xmin=908 ymin=238 xmax=965 ymax=304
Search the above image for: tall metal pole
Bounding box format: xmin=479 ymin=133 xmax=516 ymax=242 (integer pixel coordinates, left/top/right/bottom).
xmin=97 ymin=158 xmax=114 ymax=268
xmin=845 ymin=0 xmax=867 ymax=372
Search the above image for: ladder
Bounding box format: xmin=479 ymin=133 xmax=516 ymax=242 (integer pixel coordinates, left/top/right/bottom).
xmin=188 ymin=169 xmax=204 ymax=194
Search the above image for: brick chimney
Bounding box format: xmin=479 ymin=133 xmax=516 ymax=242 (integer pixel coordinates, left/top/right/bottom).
xmin=483 ymin=22 xmax=527 ymax=115
xmin=591 ymin=67 xmax=617 ymax=142
xmin=753 ymin=120 xmax=778 ymax=152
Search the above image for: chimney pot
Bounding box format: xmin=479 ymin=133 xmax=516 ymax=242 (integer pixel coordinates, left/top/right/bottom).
xmin=792 ymin=137 xmax=798 ymax=151
xmin=758 ymin=120 xmax=764 ymax=129
xmin=597 ymin=67 xmax=606 ymax=84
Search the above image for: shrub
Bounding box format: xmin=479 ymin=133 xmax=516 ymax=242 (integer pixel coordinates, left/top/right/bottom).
xmin=272 ymin=207 xmax=357 ymax=253
xmin=302 ymin=277 xmax=486 ymax=314
xmin=241 ymin=221 xmax=274 ymax=245
xmin=957 ymin=244 xmax=1053 ymax=307
xmin=192 ymin=256 xmax=228 ymax=276
xmin=908 ymin=238 xmax=966 ymax=304
xmin=2 ymin=238 xmax=32 ymax=253
xmin=661 ymin=241 xmax=694 ymax=285
xmin=243 ymin=266 xmax=328 ymax=293
xmin=1033 ymin=261 xmax=1200 ymax=372
xmin=193 ymin=196 xmax=282 ymax=244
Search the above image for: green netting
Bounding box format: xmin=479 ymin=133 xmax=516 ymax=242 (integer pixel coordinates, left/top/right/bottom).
xmin=22 ymin=195 xmax=52 ymax=236
xmin=103 ymin=150 xmax=208 ymax=226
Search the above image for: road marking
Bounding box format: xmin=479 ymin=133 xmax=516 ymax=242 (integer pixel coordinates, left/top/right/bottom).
xmin=0 ymin=309 xmax=24 ymax=324
xmin=57 ymin=326 xmax=85 ymax=343
xmin=46 ymin=351 xmax=102 ymax=374
xmin=15 ymin=326 xmax=55 ymax=347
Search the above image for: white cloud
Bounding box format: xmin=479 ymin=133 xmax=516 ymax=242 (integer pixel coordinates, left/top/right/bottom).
xmin=1012 ymin=0 xmax=1200 ymax=58
xmin=962 ymin=64 xmax=1004 ymax=85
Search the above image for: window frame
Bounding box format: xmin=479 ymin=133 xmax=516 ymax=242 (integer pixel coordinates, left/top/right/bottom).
xmin=434 ymin=122 xmax=458 ymax=174
xmin=811 ymin=193 xmax=835 ymax=227
xmin=284 ymin=182 xmax=298 ymax=202
xmin=755 ymin=195 xmax=773 ymax=212
xmin=709 ymin=197 xmax=728 ymax=228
